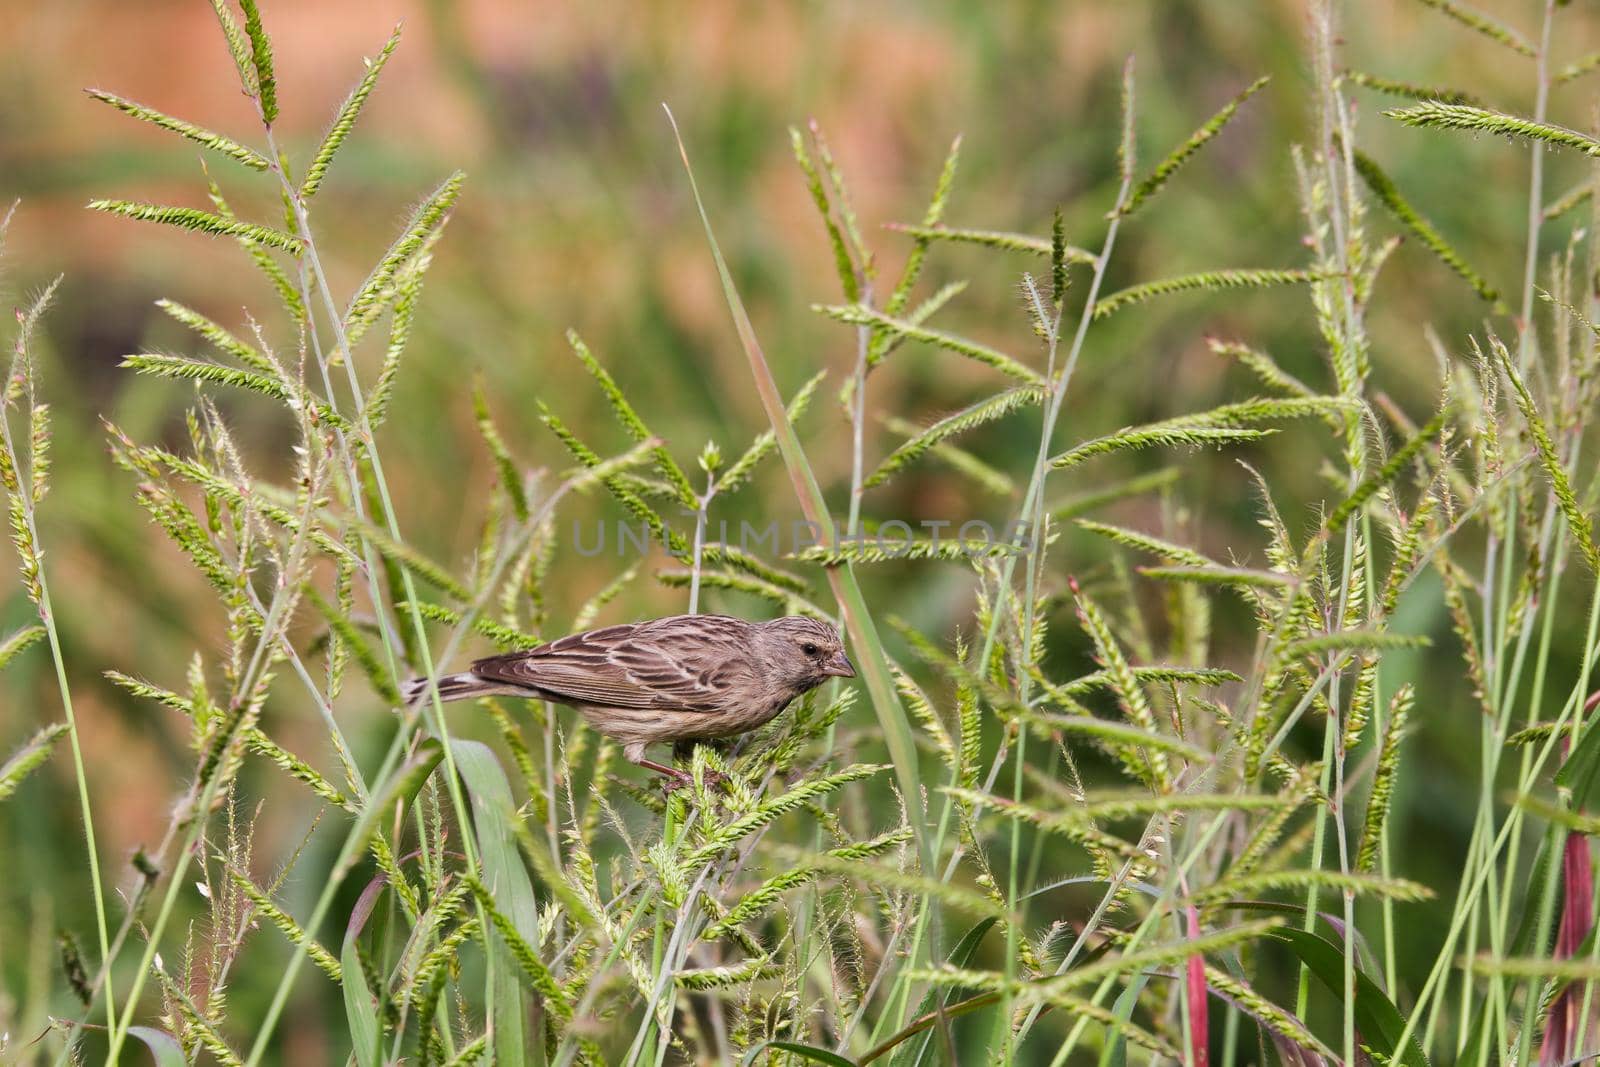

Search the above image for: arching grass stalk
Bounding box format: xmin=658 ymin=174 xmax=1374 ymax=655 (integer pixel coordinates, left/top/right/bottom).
xmin=1 ymin=277 xmax=117 ymax=1041
xmin=34 ymin=568 xmax=117 ymax=1038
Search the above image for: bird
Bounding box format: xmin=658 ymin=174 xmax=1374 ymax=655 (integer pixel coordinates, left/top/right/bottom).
xmin=402 ymin=614 xmax=855 ymax=785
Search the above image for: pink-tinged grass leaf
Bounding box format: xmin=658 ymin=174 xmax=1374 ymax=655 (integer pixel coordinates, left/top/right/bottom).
xmin=341 ymin=876 xmax=387 ymax=1067
xmin=1186 ymin=905 xmax=1210 ymax=1067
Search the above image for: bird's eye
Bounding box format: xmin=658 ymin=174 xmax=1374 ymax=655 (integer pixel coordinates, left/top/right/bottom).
xmin=802 ymin=642 xmax=818 ymax=656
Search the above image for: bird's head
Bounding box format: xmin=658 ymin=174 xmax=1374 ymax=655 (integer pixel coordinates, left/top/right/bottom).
xmin=758 ymin=615 xmax=855 ymax=695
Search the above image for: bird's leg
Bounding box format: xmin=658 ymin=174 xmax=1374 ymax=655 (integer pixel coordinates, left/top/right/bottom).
xmin=634 ymin=756 xmax=694 ymax=789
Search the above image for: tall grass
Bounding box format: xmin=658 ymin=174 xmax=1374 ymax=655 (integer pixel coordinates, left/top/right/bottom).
xmin=3 ymin=0 xmax=1600 ymax=1064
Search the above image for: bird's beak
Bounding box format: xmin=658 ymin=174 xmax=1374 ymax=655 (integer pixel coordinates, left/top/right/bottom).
xmin=824 ymin=651 xmax=856 ymax=678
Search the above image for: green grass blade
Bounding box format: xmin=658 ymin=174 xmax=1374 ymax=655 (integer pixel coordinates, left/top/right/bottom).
xmin=758 ymin=1041 xmax=858 ymax=1067
xmin=128 ymin=1027 xmax=188 ymax=1067
xmin=1269 ymin=926 xmax=1429 ymax=1066
xmin=456 ymin=741 xmax=543 ymax=1059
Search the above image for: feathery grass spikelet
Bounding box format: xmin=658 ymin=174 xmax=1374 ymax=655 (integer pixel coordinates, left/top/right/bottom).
xmin=1386 ymin=101 xmax=1600 ymax=156
xmin=883 ymin=222 xmax=1097 ymax=263
xmin=1342 ymin=70 xmax=1481 ymax=106
xmin=1284 ymin=628 xmax=1429 ymax=658
xmin=1191 ymin=867 xmax=1432 ymax=905
xmin=230 ymin=869 xmax=343 ymax=982
xmin=869 ymin=133 xmax=961 ymax=365
xmin=864 ymin=386 xmax=1044 ymax=489
xmin=1357 ymin=683 xmax=1412 ymax=872
xmin=0 ymin=624 xmax=45 ymax=671
xmin=242 ymin=728 xmax=350 ymax=810
xmin=1493 ymin=336 xmax=1600 ymax=573
xmin=1324 ymin=401 xmax=1450 ymax=536
xmin=1092 ymin=268 xmax=1318 ymax=319
xmin=1119 ymin=75 xmax=1271 ymax=218
xmin=567 ymin=330 xmax=697 ymax=508
xmin=237 ymin=0 xmax=277 ymax=122
xmin=157 ymin=300 xmax=282 ymax=378
xmin=465 ymin=877 xmax=572 ymax=1016
xmin=346 ymin=171 xmax=466 ymax=327
xmin=1208 ymin=337 xmax=1319 ymax=399
xmin=301 ymin=24 xmax=402 ymax=198
xmin=791 ymin=126 xmax=859 ymax=301
xmin=306 ymin=587 xmax=403 ymax=706
xmin=682 ymin=764 xmax=887 ymax=869
xmin=819 ymin=302 xmax=1042 ymax=383
xmin=1408 ymin=0 xmax=1534 ymax=55
xmin=1139 ymin=564 xmax=1293 ymax=591
xmin=1353 ymin=150 xmax=1503 ymax=308
xmin=893 ymin=666 xmax=955 ymax=773
xmin=717 ymin=370 xmax=825 ymax=496
xmin=1204 ymin=965 xmax=1337 ymax=1061
xmin=1076 ymin=519 xmax=1212 ymax=567
xmin=89 ymin=201 xmax=303 ymax=253
xmin=86 ymin=90 xmax=270 ymax=169
xmin=1052 ymin=426 xmax=1274 ymax=471
xmin=705 ymin=829 xmax=910 ymax=937
xmin=0 ymin=722 xmax=68 ymax=801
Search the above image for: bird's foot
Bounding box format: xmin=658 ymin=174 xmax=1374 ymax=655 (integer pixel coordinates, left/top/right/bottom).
xmin=659 ymin=768 xmax=727 ymax=793
xmin=636 ymin=757 xmax=725 ymax=794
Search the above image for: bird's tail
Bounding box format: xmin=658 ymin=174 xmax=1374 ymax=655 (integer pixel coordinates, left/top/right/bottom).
xmin=402 ymin=671 xmax=519 ymax=707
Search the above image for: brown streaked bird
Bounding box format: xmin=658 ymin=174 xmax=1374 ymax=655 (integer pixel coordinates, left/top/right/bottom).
xmin=402 ymin=614 xmax=855 ymax=784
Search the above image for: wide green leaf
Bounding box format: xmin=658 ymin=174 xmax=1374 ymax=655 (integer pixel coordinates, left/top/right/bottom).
xmin=1269 ymin=926 xmax=1428 ymax=1067
xmin=127 ymin=1027 xmax=187 ymax=1067
xmin=456 ymin=740 xmax=542 ymax=1061
xmin=753 ymin=1040 xmax=859 ymax=1067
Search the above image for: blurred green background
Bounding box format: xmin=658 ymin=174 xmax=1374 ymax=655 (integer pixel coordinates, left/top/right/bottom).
xmin=4 ymin=0 xmax=1600 ymax=1058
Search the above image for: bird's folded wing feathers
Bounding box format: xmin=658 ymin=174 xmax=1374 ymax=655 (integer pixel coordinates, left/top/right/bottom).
xmin=469 ymin=621 xmax=745 ymax=712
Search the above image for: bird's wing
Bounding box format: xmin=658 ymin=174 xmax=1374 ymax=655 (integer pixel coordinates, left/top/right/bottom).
xmin=469 ymin=618 xmax=752 ymax=713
